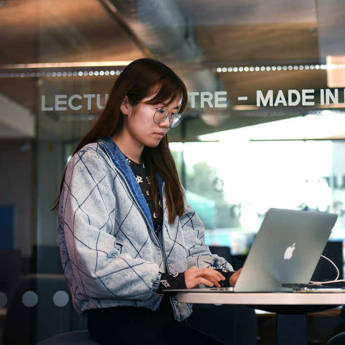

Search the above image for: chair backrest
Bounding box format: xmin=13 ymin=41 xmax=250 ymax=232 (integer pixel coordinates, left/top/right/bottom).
xmin=209 ymin=245 xmax=232 ymax=262
xmin=209 ymin=245 xmax=247 ymax=271
xmin=328 ymin=331 xmax=345 ymax=345
xmin=31 ymin=245 xmax=64 ymax=274
xmin=0 ymin=249 xmax=22 ymax=299
xmin=37 ymin=330 xmax=98 ymax=345
xmin=311 ymin=241 xmax=343 ymax=281
xmin=3 ymin=274 xmax=87 ymax=345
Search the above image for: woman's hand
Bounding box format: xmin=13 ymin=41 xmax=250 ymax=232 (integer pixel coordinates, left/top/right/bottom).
xmin=184 ymin=266 xmax=226 ymax=288
xmin=229 ymin=268 xmax=242 ymax=286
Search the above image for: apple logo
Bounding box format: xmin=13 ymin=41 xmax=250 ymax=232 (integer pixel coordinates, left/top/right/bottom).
xmin=284 ymin=243 xmax=296 ymax=260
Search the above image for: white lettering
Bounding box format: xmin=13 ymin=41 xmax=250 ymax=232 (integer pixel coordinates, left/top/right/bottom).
xmin=200 ymin=92 xmax=214 ymax=108
xmin=288 ymin=90 xmax=301 ymax=106
xmin=96 ymin=94 xmax=108 ymax=110
xmin=256 ymin=90 xmax=273 ymax=107
xmin=257 ymin=89 xmax=315 ymax=107
xmin=320 ymin=89 xmax=325 ymax=105
xmin=55 ymin=95 xmax=67 ymax=111
xmin=301 ymin=89 xmax=315 ymax=106
xmin=325 ymin=89 xmax=338 ymax=104
xmin=83 ymin=94 xmax=95 ymax=111
xmin=274 ymin=90 xmax=287 ymax=107
xmin=68 ymin=95 xmax=82 ymax=111
xmin=214 ymin=91 xmax=228 ymax=108
xmin=41 ymin=95 xmax=53 ymax=111
xmin=188 ymin=92 xmax=199 ymax=108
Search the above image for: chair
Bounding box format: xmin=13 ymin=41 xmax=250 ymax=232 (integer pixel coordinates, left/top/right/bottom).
xmin=311 ymin=241 xmax=343 ymax=281
xmin=3 ymin=274 xmax=87 ymax=345
xmin=209 ymin=245 xmax=232 ymax=262
xmin=31 ymin=245 xmax=64 ymax=274
xmin=0 ymin=249 xmax=22 ymax=300
xmin=209 ymin=245 xmax=247 ymax=270
xmin=37 ymin=330 xmax=98 ymax=345
xmin=328 ymin=331 xmax=345 ymax=345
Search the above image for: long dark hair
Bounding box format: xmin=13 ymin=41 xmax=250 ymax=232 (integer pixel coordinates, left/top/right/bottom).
xmin=53 ymin=58 xmax=188 ymax=223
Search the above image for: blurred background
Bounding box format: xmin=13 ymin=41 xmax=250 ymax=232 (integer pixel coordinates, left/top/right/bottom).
xmin=1 ymin=0 xmax=345 ymax=344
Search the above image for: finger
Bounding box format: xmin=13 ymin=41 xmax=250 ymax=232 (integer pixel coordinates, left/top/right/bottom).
xmin=200 ymin=270 xmax=225 ymax=283
xmin=200 ymin=274 xmax=220 ymax=287
xmin=211 ymin=270 xmax=225 ymax=281
xmin=212 ymin=280 xmax=221 ymax=288
xmin=216 ymin=272 xmax=226 ymax=280
xmin=198 ymin=274 xmax=222 ymax=287
xmin=198 ymin=278 xmax=215 ymax=287
xmin=230 ymin=271 xmax=241 ymax=286
xmin=200 ymin=268 xmax=225 ymax=281
xmin=230 ymin=276 xmax=237 ymax=286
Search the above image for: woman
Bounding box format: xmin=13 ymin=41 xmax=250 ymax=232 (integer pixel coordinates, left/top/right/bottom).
xmin=56 ymin=58 xmax=240 ymax=345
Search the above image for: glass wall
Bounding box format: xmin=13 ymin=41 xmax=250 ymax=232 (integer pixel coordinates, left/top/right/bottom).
xmin=1 ymin=0 xmax=345 ymax=343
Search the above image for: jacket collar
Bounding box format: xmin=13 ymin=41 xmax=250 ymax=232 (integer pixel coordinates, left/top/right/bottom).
xmin=100 ymin=136 xmax=164 ymax=229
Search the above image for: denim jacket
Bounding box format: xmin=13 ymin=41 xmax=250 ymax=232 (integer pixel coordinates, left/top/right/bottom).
xmin=57 ymin=136 xmax=234 ymax=321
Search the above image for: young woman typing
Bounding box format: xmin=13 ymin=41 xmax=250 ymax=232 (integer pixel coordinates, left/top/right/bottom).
xmin=56 ymin=58 xmax=240 ymax=345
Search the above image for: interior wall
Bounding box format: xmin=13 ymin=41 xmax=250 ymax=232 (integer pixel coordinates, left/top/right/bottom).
xmin=36 ymin=140 xmax=64 ymax=247
xmin=0 ymin=139 xmax=34 ymax=256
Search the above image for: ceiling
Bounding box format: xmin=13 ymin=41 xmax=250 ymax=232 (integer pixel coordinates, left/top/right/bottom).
xmin=0 ymin=0 xmax=344 ymax=141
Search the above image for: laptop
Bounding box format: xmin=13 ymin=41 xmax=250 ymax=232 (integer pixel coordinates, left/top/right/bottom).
xmin=165 ymin=208 xmax=338 ymax=293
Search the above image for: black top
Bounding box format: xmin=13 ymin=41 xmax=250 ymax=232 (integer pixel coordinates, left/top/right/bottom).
xmin=126 ymin=155 xmax=233 ymax=291
xmin=125 ymin=156 xmax=163 ymax=236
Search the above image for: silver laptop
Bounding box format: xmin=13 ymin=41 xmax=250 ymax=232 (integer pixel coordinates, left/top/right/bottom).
xmin=166 ymin=208 xmax=338 ymax=293
xmin=234 ymin=208 xmax=337 ymax=292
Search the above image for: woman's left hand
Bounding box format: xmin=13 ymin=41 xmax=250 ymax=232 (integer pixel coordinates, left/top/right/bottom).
xmin=229 ymin=268 xmax=242 ymax=286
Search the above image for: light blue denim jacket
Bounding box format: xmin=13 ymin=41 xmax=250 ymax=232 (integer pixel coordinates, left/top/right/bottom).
xmin=57 ymin=136 xmax=234 ymax=321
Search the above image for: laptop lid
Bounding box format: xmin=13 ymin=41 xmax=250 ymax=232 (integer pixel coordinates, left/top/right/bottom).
xmin=234 ymin=208 xmax=338 ymax=292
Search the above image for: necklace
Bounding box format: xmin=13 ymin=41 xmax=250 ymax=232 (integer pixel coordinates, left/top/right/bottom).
xmin=125 ymin=155 xmax=145 ymax=168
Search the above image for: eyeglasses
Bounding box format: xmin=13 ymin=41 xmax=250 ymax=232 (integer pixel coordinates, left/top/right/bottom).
xmin=153 ymin=107 xmax=183 ymax=129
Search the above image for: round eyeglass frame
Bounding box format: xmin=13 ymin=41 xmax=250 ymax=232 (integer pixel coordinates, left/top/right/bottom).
xmin=153 ymin=108 xmax=183 ymax=129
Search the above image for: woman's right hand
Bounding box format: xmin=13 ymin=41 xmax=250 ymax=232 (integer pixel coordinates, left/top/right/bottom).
xmin=184 ymin=266 xmax=226 ymax=288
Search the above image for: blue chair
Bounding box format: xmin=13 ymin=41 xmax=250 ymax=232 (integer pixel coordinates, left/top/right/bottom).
xmin=37 ymin=330 xmax=98 ymax=345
